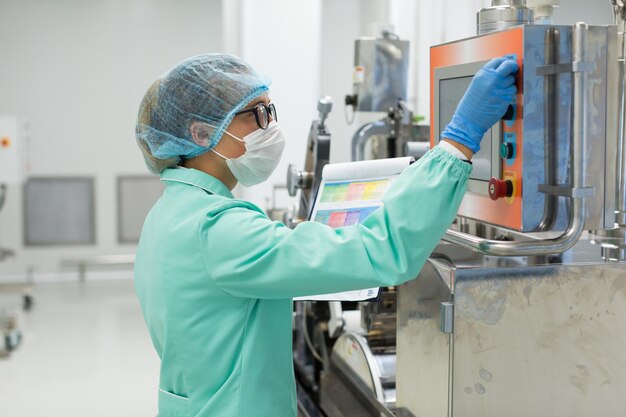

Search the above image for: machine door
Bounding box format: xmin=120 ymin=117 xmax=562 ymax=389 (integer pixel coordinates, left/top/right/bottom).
xmin=396 ymin=259 xmax=454 ymax=417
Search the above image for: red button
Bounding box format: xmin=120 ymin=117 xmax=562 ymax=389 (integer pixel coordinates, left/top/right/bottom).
xmin=488 ymin=177 xmax=513 ymax=201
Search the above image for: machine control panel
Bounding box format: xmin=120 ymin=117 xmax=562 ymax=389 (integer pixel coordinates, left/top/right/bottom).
xmin=431 ymin=30 xmax=524 ymax=229
xmin=432 ymin=25 xmax=616 ymax=231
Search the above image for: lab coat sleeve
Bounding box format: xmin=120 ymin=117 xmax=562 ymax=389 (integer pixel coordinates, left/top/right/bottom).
xmin=202 ymin=146 xmax=472 ymax=299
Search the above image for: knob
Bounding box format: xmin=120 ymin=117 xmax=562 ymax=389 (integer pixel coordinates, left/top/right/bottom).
xmin=500 ymin=142 xmax=515 ymax=159
xmin=488 ymin=177 xmax=513 ymax=201
xmin=318 ymin=96 xmax=333 ymax=128
xmin=318 ymin=96 xmax=333 ymax=115
xmin=344 ymin=94 xmax=358 ymax=106
xmin=502 ymin=104 xmax=515 ymax=121
xmin=286 ymin=164 xmax=313 ymax=197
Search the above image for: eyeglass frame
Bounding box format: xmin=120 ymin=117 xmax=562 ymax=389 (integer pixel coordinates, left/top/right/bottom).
xmin=234 ymin=102 xmax=277 ymax=130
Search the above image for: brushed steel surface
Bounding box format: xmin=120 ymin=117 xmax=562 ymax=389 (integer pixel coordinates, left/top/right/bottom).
xmin=453 ymin=263 xmax=626 ymax=416
xmin=397 ymin=241 xmax=626 ymax=417
xmin=354 ymin=37 xmax=410 ymax=112
xmin=477 ymin=1 xmax=533 ymax=35
xmin=397 ymin=261 xmax=453 ymax=417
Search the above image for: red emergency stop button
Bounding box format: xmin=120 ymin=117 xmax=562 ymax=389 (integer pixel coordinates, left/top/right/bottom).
xmin=488 ymin=177 xmax=513 ymax=201
xmin=0 ymin=137 xmax=10 ymax=148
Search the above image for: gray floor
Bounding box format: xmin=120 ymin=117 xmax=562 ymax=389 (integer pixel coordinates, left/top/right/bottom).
xmin=0 ymin=280 xmax=159 ymax=417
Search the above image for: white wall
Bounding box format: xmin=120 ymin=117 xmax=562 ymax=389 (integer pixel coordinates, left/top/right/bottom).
xmin=222 ymin=0 xmax=324 ymax=210
xmin=320 ymin=0 xmax=388 ymax=165
xmin=0 ymin=0 xmax=223 ymax=281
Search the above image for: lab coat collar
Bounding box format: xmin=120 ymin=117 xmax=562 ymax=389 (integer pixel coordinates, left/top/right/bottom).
xmin=160 ymin=167 xmax=234 ymax=199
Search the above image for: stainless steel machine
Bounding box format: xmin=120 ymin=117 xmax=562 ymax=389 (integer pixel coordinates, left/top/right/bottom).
xmin=351 ymin=100 xmax=430 ymax=162
xmin=431 ymin=21 xmax=616 ymax=234
xmin=345 ymin=31 xmax=430 ymax=162
xmin=292 ymin=2 xmax=626 ymax=416
xmin=394 ymin=2 xmax=626 ymax=416
xmin=319 ymin=291 xmax=398 ymax=417
xmin=397 ymin=241 xmax=626 ymax=417
xmin=287 ymin=97 xmax=332 ymax=227
xmin=345 ymin=30 xmax=410 ymax=114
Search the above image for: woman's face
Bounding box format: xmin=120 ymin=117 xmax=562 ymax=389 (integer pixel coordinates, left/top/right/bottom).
xmin=214 ymin=93 xmax=272 ymax=159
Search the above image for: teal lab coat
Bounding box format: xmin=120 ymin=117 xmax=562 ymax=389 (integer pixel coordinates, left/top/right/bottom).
xmin=134 ymin=146 xmax=471 ymax=417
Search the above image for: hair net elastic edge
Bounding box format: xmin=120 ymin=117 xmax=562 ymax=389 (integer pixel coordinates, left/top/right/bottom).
xmin=184 ymin=85 xmax=270 ymax=159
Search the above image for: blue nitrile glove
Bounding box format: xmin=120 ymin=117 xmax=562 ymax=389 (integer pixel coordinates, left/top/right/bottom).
xmin=441 ymin=57 xmax=519 ymax=154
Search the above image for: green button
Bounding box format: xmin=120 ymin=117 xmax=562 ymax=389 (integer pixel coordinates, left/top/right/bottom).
xmin=500 ymin=142 xmax=514 ymax=159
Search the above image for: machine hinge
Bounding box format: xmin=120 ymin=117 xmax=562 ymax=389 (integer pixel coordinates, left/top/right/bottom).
xmin=440 ymin=302 xmax=454 ymax=334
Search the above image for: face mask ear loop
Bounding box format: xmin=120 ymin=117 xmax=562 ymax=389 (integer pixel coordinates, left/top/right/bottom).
xmin=223 ymin=129 xmax=246 ymax=143
xmin=210 ymin=128 xmax=247 ymax=161
xmin=211 ymin=148 xmax=229 ymax=160
xmin=198 ymin=122 xmax=246 ymax=146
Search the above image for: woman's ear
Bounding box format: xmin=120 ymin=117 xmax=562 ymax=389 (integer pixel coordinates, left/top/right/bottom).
xmin=189 ymin=121 xmax=211 ymax=147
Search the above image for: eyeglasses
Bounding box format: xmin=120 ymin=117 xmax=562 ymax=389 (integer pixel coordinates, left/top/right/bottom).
xmin=235 ymin=102 xmax=277 ymax=130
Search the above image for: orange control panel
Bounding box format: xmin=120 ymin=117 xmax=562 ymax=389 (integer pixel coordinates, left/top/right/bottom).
xmin=431 ymin=27 xmax=524 ymax=230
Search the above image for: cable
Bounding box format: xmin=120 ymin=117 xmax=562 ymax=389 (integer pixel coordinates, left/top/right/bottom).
xmin=301 ymin=302 xmax=324 ymax=363
xmin=0 ymin=184 xmax=6 ymax=212
xmin=344 ymin=104 xmax=356 ymax=125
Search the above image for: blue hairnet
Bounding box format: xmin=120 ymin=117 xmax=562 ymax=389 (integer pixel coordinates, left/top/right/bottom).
xmin=136 ymin=54 xmax=271 ymax=173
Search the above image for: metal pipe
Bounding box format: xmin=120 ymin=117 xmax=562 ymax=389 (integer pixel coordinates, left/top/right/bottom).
xmin=477 ymin=0 xmax=534 ymax=35
xmin=612 ymin=1 xmax=626 ymax=36
xmin=350 ymin=120 xmax=388 ymax=161
xmin=617 ymin=59 xmax=626 ymax=227
xmin=613 ymin=0 xmax=626 ymax=227
xmin=572 ymin=22 xmax=589 ymax=195
xmin=535 ymin=27 xmax=560 ymax=231
xmin=493 ymin=0 xmax=527 ymax=6
xmin=443 ymin=23 xmax=590 ymax=256
xmin=404 ymin=141 xmax=430 ymax=159
xmin=527 ymin=0 xmax=560 ymax=24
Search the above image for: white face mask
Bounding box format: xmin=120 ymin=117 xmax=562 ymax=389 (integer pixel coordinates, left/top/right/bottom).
xmin=212 ymin=121 xmax=286 ymax=187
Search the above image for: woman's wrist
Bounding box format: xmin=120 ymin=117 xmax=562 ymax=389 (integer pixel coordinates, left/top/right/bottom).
xmin=440 ymin=139 xmax=474 ymax=160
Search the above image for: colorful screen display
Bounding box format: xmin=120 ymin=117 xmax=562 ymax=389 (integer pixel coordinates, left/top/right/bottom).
xmin=311 ymin=179 xmax=392 ymax=229
xmin=320 ymin=180 xmax=390 ymax=203
xmin=314 ymin=206 xmax=379 ymax=228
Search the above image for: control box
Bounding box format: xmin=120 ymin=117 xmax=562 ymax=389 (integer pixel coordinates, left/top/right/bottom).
xmin=431 ymin=25 xmax=617 ymax=232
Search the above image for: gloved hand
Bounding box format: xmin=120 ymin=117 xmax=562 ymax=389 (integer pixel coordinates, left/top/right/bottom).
xmin=441 ymin=57 xmax=519 ymax=154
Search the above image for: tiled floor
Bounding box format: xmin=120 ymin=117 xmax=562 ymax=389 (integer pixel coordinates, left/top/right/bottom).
xmin=0 ymin=280 xmax=159 ymax=417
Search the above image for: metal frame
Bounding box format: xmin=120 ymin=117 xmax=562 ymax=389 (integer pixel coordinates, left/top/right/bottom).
xmin=353 ymin=35 xmax=410 ymax=113
xmin=23 ymin=176 xmax=96 ymax=246
xmin=443 ymin=23 xmax=598 ymax=256
xmin=116 ymin=174 xmax=162 ymax=244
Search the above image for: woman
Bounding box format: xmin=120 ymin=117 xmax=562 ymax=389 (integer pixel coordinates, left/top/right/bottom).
xmin=134 ymin=53 xmax=517 ymax=417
